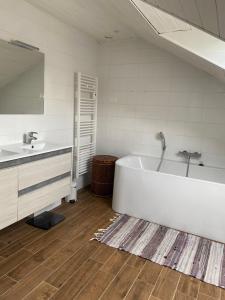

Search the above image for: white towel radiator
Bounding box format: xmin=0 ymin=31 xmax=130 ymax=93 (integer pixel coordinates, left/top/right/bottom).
xmin=73 ymin=72 xmax=98 ymax=180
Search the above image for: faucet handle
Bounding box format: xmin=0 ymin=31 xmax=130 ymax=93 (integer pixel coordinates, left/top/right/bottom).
xmin=178 ymin=150 xmax=188 ymax=157
xmin=28 ymin=131 xmax=38 ymax=136
xmin=191 ymin=152 xmax=202 ymax=159
xmin=23 ymin=131 xmax=38 ymax=144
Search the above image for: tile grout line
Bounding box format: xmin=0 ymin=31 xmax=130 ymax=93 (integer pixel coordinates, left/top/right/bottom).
xmin=171 ymin=273 xmax=181 ymax=300
xmin=1 ymin=211 xmax=107 ymax=297
xmin=21 ymin=280 xmax=59 ymax=300
xmin=42 ymin=239 xmax=103 ymax=292
xmin=199 ymin=287 xmax=222 ymax=300
xmin=0 ymin=198 xmax=96 ymax=296
xmin=72 ymin=249 xmax=117 ymax=299
xmin=0 ymin=227 xmax=37 ymax=250
xmin=220 ymin=288 xmax=223 ymax=300
xmin=0 ymin=264 xmax=53 ymax=298
xmin=0 ymin=248 xmax=35 ymax=279
xmin=98 ymin=252 xmax=131 ymax=300
xmin=5 ymin=274 xmax=18 ymax=283
xmin=147 ymin=266 xmax=164 ymax=300
xmin=43 ymin=242 xmax=99 ymax=287
xmin=2 ymin=209 xmax=107 ymax=295
xmin=123 ymin=260 xmax=147 ymax=299
xmin=1 ymin=240 xmax=99 ymax=298
xmin=4 ymin=241 xmax=62 ymax=281
xmin=91 ymin=242 xmax=117 ymax=267
xmin=0 ymin=203 xmax=83 ymax=255
xmin=196 ymin=280 xmax=201 ymax=300
xmin=49 ymin=256 xmax=103 ymax=298
xmin=22 ymin=199 xmax=105 ymax=256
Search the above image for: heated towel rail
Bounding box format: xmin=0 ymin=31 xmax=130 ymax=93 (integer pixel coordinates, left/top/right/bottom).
xmin=73 ymin=72 xmax=98 ymax=179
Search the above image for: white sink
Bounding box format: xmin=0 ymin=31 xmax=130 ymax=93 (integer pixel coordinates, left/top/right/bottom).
xmin=0 ymin=142 xmax=71 ymax=160
xmin=0 ymin=149 xmax=18 ymax=158
xmin=21 ymin=142 xmax=47 ymax=151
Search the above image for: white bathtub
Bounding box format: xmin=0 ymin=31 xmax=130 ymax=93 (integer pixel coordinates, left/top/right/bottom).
xmin=112 ymin=155 xmax=225 ymax=243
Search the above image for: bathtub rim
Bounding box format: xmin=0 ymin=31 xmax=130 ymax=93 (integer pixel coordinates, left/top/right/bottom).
xmin=116 ymin=154 xmax=225 ymax=187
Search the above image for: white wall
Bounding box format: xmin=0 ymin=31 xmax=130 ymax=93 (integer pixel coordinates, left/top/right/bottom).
xmin=0 ymin=0 xmax=98 ymax=145
xmin=1 ymin=1 xmax=225 ymax=174
xmin=97 ymin=38 xmax=225 ymax=168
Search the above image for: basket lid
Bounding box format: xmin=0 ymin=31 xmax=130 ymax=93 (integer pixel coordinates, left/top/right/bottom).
xmin=93 ymin=155 xmax=118 ymax=164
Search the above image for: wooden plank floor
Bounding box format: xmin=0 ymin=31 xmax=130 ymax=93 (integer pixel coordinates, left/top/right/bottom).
xmin=0 ymin=189 xmax=224 ymax=300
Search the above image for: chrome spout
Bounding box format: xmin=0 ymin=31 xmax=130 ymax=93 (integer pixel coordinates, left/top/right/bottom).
xmin=178 ymin=150 xmax=202 ymax=177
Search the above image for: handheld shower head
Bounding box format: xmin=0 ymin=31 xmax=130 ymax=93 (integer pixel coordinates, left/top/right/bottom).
xmin=158 ymin=132 xmax=164 ymax=139
xmin=158 ymin=132 xmax=166 ymax=151
xmin=156 ymin=132 xmax=166 ymax=171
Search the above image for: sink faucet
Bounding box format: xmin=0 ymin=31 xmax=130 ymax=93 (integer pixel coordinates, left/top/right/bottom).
xmin=23 ymin=132 xmax=38 ymax=144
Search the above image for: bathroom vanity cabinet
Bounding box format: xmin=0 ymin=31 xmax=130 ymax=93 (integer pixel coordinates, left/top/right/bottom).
xmin=0 ymin=147 xmax=72 ymax=230
xmin=0 ymin=167 xmax=18 ymax=229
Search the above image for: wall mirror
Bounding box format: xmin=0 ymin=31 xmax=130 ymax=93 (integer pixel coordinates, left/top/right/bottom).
xmin=0 ymin=39 xmax=44 ymax=114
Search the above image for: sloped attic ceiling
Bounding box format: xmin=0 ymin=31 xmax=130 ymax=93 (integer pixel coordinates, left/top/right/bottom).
xmin=25 ymin=0 xmax=225 ymax=83
xmin=130 ymin=0 xmax=225 ymax=82
xmin=141 ymin=0 xmax=225 ymax=42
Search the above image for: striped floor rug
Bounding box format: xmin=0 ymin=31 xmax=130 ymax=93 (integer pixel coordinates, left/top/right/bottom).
xmin=94 ymin=214 xmax=225 ymax=289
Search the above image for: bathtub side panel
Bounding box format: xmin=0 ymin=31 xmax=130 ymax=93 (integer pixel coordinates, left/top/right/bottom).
xmin=113 ymin=164 xmax=225 ymax=243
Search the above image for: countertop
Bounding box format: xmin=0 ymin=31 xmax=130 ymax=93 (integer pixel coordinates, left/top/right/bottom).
xmin=0 ymin=141 xmax=73 ymax=168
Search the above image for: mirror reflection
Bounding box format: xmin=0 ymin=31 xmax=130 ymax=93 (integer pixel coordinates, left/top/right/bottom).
xmin=0 ymin=39 xmax=44 ymax=114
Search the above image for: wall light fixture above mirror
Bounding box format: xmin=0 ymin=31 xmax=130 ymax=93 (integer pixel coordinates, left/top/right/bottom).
xmin=0 ymin=39 xmax=44 ymax=114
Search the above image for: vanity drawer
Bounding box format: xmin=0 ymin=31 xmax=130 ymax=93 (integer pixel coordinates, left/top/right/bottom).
xmin=18 ymin=177 xmax=71 ymax=220
xmin=18 ymin=153 xmax=72 ymax=190
xmin=0 ymin=167 xmax=18 ymax=230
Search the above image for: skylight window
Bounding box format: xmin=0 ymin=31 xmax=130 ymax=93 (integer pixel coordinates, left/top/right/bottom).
xmin=130 ymin=0 xmax=225 ymax=71
xmin=131 ymin=0 xmax=191 ymax=34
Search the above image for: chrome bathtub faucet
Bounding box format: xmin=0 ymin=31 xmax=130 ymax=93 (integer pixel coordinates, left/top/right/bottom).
xmin=178 ymin=150 xmax=202 ymax=177
xmin=178 ymin=150 xmax=201 ymax=160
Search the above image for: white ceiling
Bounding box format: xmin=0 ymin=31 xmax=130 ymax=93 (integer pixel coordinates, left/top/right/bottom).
xmin=141 ymin=0 xmax=225 ymax=42
xmin=25 ymin=0 xmax=225 ymax=83
xmin=26 ymin=0 xmax=138 ymax=41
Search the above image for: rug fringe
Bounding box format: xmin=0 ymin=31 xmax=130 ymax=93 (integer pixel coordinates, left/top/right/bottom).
xmin=90 ymin=213 xmax=120 ymax=241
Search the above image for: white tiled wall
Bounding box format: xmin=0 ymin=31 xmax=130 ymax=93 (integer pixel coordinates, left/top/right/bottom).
xmin=97 ymin=39 xmax=225 ymax=168
xmin=2 ymin=1 xmax=225 ymax=172
xmin=0 ymin=0 xmax=98 ymax=145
